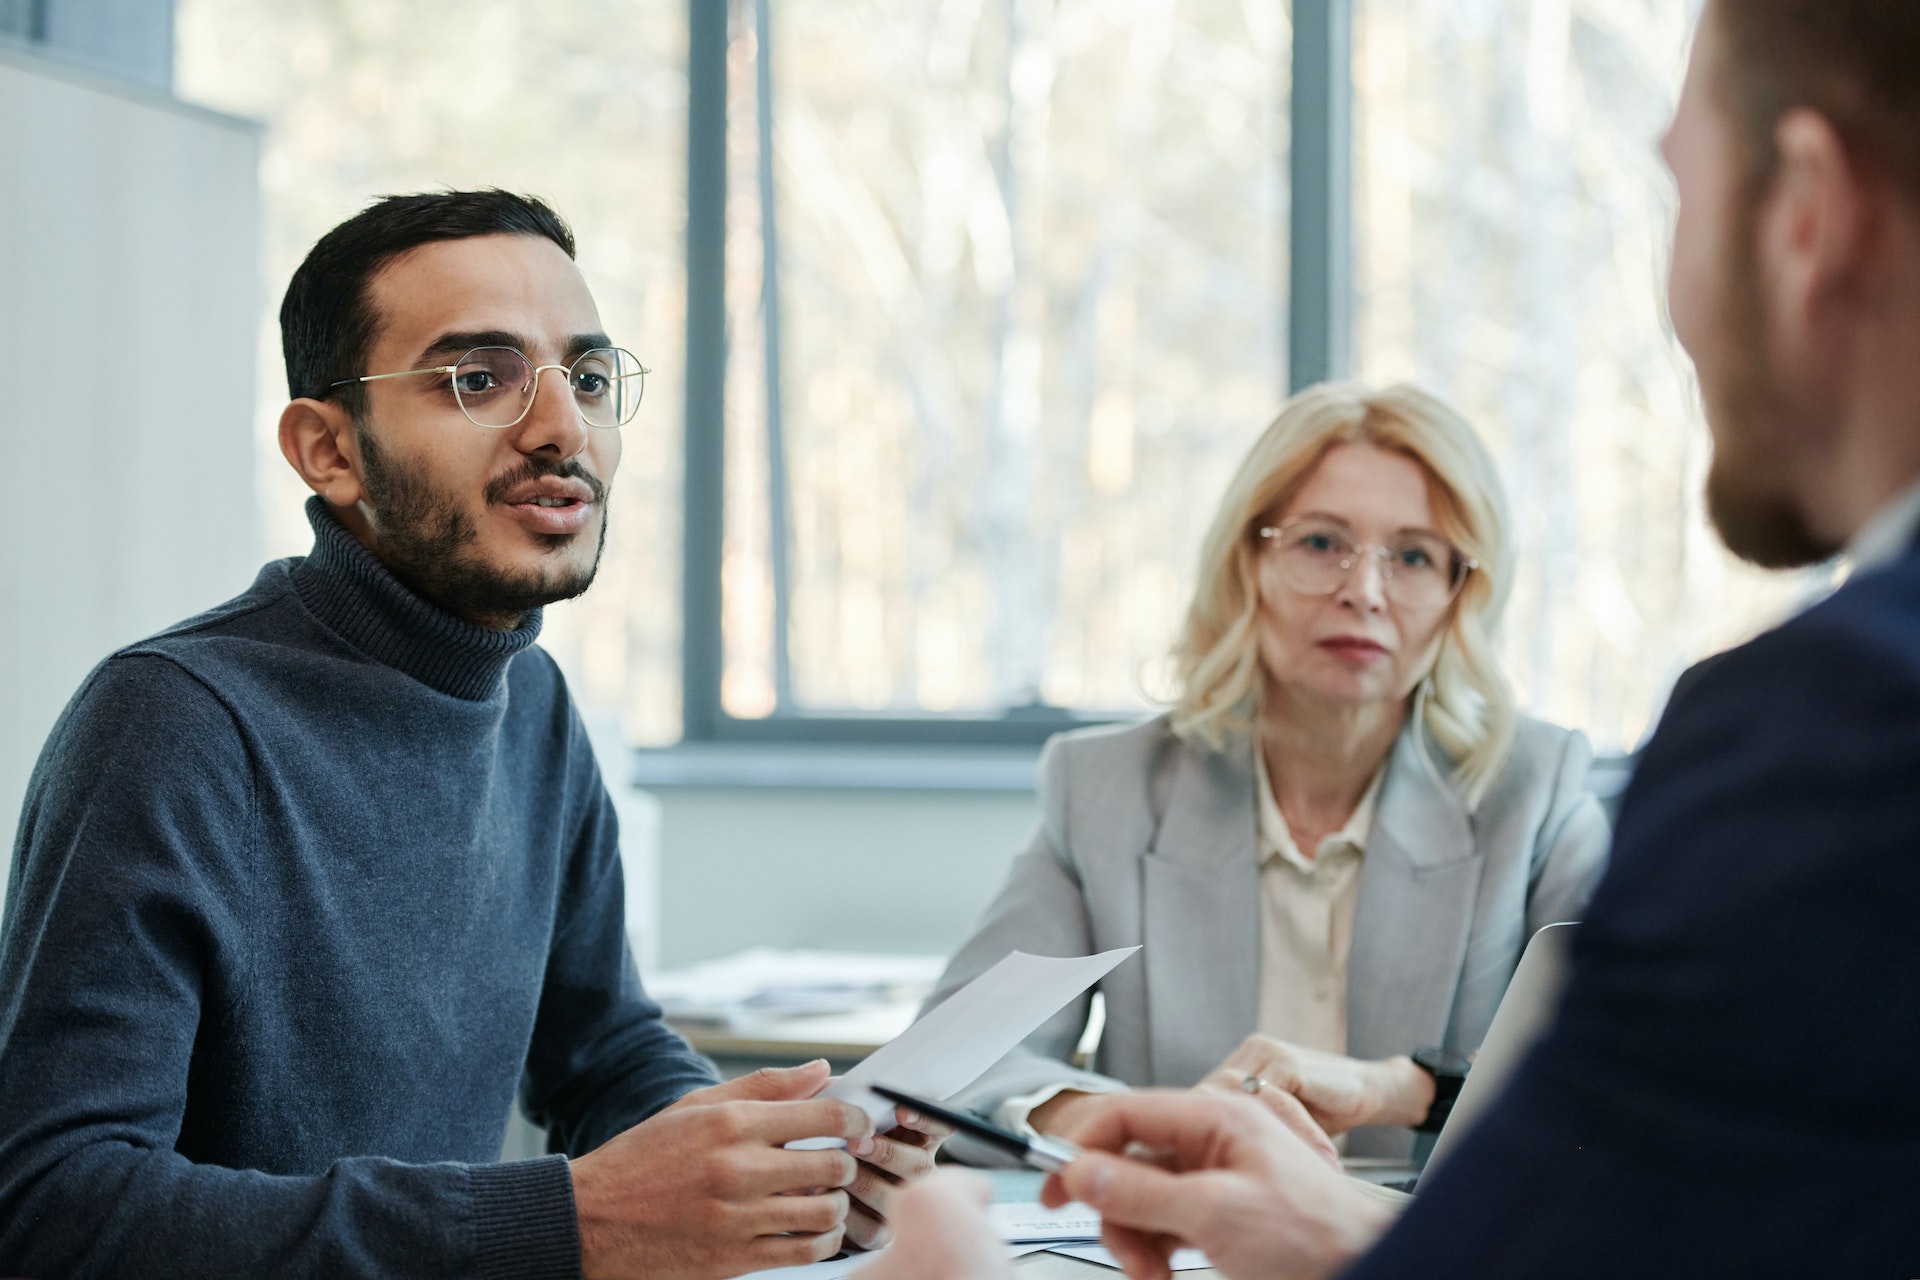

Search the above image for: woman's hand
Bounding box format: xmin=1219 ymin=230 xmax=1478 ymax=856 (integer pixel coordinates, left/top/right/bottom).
xmin=1027 ymin=1088 xmax=1104 ymax=1139
xmin=1198 ymin=1035 xmax=1434 ymax=1137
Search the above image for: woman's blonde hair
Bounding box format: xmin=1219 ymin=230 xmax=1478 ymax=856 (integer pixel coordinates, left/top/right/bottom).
xmin=1169 ymin=381 xmax=1516 ymax=806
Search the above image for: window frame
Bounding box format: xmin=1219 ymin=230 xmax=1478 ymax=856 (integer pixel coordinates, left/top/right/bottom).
xmin=0 ymin=0 xmax=43 ymax=42
xmin=678 ymin=0 xmax=1352 ymax=748
xmin=5 ymin=0 xmax=173 ymax=90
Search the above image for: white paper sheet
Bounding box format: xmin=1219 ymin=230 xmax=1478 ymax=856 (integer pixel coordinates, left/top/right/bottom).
xmin=744 ymin=1255 xmax=867 ymax=1280
xmin=987 ymin=1199 xmax=1102 ymax=1243
xmin=795 ymin=947 xmax=1138 ymax=1139
xmin=742 ymin=1241 xmax=1053 ymax=1278
xmin=1047 ymin=1243 xmax=1214 ymax=1271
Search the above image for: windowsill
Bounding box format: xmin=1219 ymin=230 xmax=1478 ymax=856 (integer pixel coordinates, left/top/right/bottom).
xmin=0 ymin=36 xmax=256 ymax=124
xmin=625 ymin=741 xmax=1637 ymax=801
xmin=625 ymin=742 xmax=1042 ymax=793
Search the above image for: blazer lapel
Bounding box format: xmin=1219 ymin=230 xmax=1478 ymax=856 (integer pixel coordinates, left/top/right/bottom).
xmin=1141 ymin=741 xmax=1263 ymax=1086
xmin=1345 ymin=724 xmax=1484 ymax=1060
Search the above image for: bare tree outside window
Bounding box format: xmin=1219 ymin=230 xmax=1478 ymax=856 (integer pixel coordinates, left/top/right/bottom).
xmin=724 ymin=0 xmax=1291 ymax=720
xmin=175 ymin=0 xmax=690 ymax=743
xmin=1354 ymin=0 xmax=1815 ymax=749
xmin=174 ymin=0 xmax=1811 ymax=754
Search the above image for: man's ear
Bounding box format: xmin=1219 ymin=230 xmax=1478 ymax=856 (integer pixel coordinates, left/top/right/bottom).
xmin=279 ymin=398 xmax=366 ymax=509
xmin=1762 ymin=108 xmax=1873 ymax=332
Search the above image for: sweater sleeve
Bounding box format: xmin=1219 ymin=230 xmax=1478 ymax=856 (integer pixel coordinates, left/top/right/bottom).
xmin=0 ymin=655 xmax=578 ymax=1280
xmin=517 ymin=712 xmax=718 ymax=1157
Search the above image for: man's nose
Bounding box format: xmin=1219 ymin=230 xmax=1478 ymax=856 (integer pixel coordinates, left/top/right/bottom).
xmin=514 ymin=365 xmax=590 ymax=457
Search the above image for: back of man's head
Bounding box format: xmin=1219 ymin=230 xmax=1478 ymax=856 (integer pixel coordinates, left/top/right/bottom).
xmin=280 ymin=190 xmax=576 ymax=416
xmin=1715 ymin=0 xmax=1920 ymax=204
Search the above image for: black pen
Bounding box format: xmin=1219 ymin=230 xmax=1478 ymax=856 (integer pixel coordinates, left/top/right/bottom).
xmin=869 ymin=1083 xmax=1083 ymax=1174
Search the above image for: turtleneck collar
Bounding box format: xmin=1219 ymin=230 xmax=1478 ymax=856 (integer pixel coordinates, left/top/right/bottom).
xmin=289 ymin=496 xmax=543 ymax=701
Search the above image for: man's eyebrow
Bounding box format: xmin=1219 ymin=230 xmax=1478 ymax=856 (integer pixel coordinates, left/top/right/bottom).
xmin=411 ymin=331 xmax=616 ymax=365
xmin=565 ymin=333 xmax=614 ymax=360
xmin=414 ymin=331 xmax=525 ymax=365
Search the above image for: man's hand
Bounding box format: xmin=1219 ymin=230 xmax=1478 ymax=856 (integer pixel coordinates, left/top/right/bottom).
xmin=848 ymin=1169 xmax=1012 ymax=1280
xmin=570 ymin=1060 xmax=871 ymax=1280
xmin=843 ymin=1104 xmax=955 ymax=1249
xmin=1040 ymin=1091 xmax=1397 ymax=1280
xmin=1199 ymin=1034 xmax=1434 ymax=1137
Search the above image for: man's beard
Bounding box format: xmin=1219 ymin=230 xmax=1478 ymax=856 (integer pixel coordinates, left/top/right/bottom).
xmin=1699 ymin=190 xmax=1840 ymax=570
xmin=357 ymin=426 xmax=609 ymax=624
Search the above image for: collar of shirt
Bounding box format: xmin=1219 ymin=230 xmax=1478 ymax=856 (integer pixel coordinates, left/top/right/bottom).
xmin=1254 ymin=746 xmax=1386 ymax=877
xmin=1846 ymin=473 xmax=1920 ymax=573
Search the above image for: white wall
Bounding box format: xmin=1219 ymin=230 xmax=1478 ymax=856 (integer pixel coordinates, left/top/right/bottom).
xmin=0 ymin=46 xmax=260 ymax=898
xmin=647 ymin=786 xmax=1039 ymax=968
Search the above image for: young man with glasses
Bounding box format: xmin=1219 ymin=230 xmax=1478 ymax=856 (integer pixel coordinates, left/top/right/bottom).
xmin=0 ymin=191 xmax=942 ymax=1279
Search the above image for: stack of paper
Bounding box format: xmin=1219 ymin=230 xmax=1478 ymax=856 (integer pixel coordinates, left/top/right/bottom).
xmin=988 ymin=1199 xmax=1102 ymax=1243
xmin=1047 ymin=1242 xmax=1215 ymax=1271
xmin=647 ymin=949 xmax=947 ymax=1027
xmin=747 ymin=1242 xmax=1058 ymax=1279
xmin=989 ymin=1201 xmax=1213 ymax=1270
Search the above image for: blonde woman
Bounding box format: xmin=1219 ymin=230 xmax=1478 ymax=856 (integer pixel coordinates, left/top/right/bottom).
xmin=925 ymin=382 xmax=1608 ymax=1160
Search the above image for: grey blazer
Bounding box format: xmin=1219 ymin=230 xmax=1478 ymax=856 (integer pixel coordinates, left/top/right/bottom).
xmin=929 ymin=712 xmax=1610 ymax=1158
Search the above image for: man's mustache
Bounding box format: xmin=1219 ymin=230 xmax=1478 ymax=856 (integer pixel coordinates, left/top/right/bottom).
xmin=483 ymin=457 xmax=608 ymax=506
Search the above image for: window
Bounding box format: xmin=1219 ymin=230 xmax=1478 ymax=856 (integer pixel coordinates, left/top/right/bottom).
xmin=175 ymin=0 xmax=690 ymax=744
xmin=694 ymin=0 xmax=1296 ymax=743
xmin=5 ymin=0 xmax=173 ymax=89
xmin=1350 ymin=0 xmax=1808 ymax=748
xmin=179 ymin=0 xmax=1811 ymax=757
xmin=0 ymin=1 xmax=38 ymax=40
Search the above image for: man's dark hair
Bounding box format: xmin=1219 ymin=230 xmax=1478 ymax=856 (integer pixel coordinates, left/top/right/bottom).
xmin=279 ymin=190 xmax=576 ymax=414
xmin=1715 ymin=0 xmax=1920 ymax=204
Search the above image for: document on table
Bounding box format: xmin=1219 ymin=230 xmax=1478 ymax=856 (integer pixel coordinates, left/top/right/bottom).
xmin=793 ymin=946 xmax=1140 ymax=1139
xmin=649 ymin=949 xmax=946 ymax=1026
xmin=1047 ymin=1243 xmax=1214 ymax=1271
xmin=988 ymin=1198 xmax=1102 ymax=1243
xmin=743 ymin=1242 xmax=1054 ymax=1278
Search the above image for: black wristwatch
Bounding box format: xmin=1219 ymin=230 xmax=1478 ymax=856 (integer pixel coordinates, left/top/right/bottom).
xmin=1410 ymin=1046 xmax=1471 ymax=1134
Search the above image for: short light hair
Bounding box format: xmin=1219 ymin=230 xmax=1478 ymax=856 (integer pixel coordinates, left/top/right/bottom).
xmin=1169 ymin=382 xmax=1516 ymax=806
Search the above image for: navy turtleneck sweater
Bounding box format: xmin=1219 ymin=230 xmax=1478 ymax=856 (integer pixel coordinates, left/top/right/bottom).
xmin=0 ymin=499 xmax=717 ymax=1278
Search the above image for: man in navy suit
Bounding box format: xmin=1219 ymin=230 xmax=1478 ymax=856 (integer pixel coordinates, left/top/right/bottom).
xmin=862 ymin=0 xmax=1920 ymax=1275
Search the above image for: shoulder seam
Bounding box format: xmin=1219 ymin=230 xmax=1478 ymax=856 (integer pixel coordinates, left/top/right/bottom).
xmin=119 ymin=570 xmax=292 ymax=653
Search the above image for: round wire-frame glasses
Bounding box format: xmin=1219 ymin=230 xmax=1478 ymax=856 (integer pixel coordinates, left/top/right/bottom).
xmin=328 ymin=345 xmax=649 ymax=429
xmin=1257 ymin=517 xmax=1478 ymax=612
